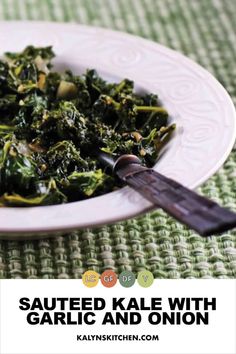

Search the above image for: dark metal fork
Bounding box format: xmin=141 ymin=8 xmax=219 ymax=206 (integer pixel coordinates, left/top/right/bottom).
xmin=98 ymin=152 xmax=236 ymax=236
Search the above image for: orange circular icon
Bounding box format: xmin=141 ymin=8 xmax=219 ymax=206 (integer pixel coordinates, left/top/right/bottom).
xmin=100 ymin=270 xmax=117 ymax=288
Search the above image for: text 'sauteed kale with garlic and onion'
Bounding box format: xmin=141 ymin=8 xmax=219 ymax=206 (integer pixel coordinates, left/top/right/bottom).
xmin=0 ymin=46 xmax=175 ymax=206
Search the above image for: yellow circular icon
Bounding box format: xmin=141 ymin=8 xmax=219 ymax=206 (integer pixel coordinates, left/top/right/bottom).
xmin=82 ymin=270 xmax=100 ymax=288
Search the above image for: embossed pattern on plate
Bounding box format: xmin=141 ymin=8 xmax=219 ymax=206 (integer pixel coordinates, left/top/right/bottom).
xmin=0 ymin=21 xmax=235 ymax=236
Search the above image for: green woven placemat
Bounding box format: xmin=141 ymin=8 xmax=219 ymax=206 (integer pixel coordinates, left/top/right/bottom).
xmin=0 ymin=0 xmax=236 ymax=279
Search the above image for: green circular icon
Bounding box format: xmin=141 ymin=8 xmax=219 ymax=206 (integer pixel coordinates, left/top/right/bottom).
xmin=137 ymin=270 xmax=154 ymax=288
xmin=119 ymin=271 xmax=136 ymax=288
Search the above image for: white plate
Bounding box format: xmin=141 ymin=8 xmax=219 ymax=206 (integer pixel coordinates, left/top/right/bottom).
xmin=0 ymin=21 xmax=235 ymax=237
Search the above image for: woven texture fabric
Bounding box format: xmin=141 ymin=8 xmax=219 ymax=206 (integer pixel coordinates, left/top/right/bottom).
xmin=0 ymin=0 xmax=236 ymax=279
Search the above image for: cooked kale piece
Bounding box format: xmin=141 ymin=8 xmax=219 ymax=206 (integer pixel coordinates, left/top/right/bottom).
xmin=0 ymin=141 xmax=37 ymax=195
xmin=0 ymin=46 xmax=175 ymax=206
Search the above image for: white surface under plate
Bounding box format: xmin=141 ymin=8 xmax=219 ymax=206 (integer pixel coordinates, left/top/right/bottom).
xmin=0 ymin=21 xmax=235 ymax=237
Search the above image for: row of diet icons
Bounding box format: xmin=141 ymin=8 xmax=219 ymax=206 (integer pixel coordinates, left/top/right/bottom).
xmin=82 ymin=270 xmax=154 ymax=288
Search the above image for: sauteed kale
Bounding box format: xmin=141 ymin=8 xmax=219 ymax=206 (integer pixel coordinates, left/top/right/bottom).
xmin=0 ymin=46 xmax=175 ymax=206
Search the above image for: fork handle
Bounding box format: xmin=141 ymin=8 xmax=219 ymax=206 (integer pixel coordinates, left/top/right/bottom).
xmin=114 ymin=155 xmax=236 ymax=236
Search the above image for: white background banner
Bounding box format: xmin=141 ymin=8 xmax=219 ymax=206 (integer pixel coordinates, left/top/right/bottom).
xmin=0 ymin=280 xmax=235 ymax=354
